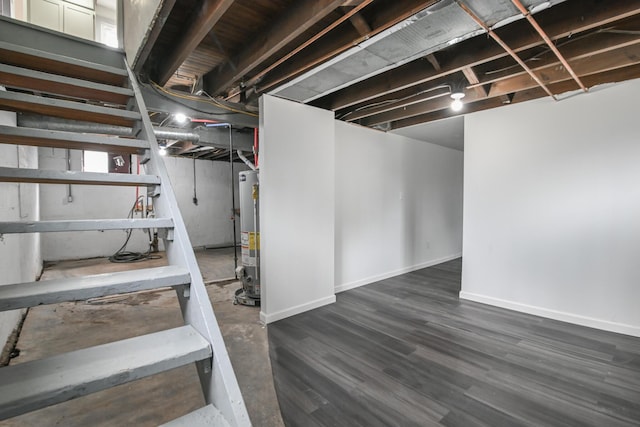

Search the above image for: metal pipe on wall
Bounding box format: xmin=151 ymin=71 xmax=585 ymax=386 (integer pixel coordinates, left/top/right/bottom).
xmin=237 ymin=150 xmax=256 ymax=171
xmin=205 ymin=122 xmax=238 ymax=275
xmin=229 ymin=125 xmax=238 ymax=275
xmin=66 ymin=149 xmax=73 ymax=203
xmin=17 ymin=115 xmax=202 ymax=142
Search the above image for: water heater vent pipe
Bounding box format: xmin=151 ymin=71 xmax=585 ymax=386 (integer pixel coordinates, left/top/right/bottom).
xmin=237 ymin=150 xmax=256 ymax=170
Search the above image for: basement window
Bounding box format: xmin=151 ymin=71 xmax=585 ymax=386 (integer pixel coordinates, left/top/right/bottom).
xmin=83 ymin=151 xmax=108 ymax=173
xmin=83 ymin=151 xmax=131 ymax=174
xmin=100 ymin=22 xmax=118 ymax=48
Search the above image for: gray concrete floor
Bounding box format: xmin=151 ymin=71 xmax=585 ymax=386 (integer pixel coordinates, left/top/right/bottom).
xmin=1 ymin=248 xmax=284 ymax=427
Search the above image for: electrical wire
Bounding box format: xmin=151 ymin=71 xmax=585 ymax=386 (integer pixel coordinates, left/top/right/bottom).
xmin=149 ymin=81 xmax=258 ymax=118
xmin=337 ymin=84 xmax=452 ymax=120
xmin=109 ymin=196 xmax=161 ymax=263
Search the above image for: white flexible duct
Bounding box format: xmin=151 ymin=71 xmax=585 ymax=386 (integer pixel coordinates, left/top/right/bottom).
xmin=237 ymin=150 xmax=256 ymax=170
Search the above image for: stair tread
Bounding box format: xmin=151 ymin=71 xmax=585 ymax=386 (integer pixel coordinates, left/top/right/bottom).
xmin=0 ymin=63 xmax=133 ymax=105
xmin=0 ymin=325 xmax=212 ymax=420
xmin=161 ymin=404 xmax=231 ymax=427
xmin=0 ymin=167 xmax=160 ymax=186
xmin=0 ymin=40 xmax=127 ymax=86
xmin=0 ymin=265 xmax=189 ymax=311
xmin=0 ymin=218 xmax=173 ymax=234
xmin=0 ymin=125 xmax=148 ymax=153
xmin=0 ymin=90 xmax=140 ymax=127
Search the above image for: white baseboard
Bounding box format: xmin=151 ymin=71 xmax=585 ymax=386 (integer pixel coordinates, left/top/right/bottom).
xmin=335 ymin=253 xmax=462 ymax=294
xmin=459 ymin=291 xmax=640 ymax=338
xmin=260 ymin=294 xmax=336 ymax=324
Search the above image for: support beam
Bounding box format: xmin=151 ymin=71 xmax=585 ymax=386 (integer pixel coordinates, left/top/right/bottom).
xmin=141 ymin=82 xmax=258 ymax=129
xmin=360 ymin=43 xmax=640 ymax=126
xmin=314 ymin=0 xmax=640 ymax=110
xmin=472 ymin=27 xmax=640 ymax=87
xmin=511 ymin=0 xmax=587 ymax=92
xmin=254 ymin=0 xmax=439 ymax=93
xmin=347 ymin=12 xmax=372 ymax=37
xmin=204 ymin=0 xmax=345 ymax=96
xmin=239 ymin=0 xmax=375 ymax=98
xmin=336 ymin=70 xmax=454 ymax=118
xmin=461 ymin=66 xmax=488 ymax=97
xmin=390 ymin=63 xmax=640 ymax=129
xmin=452 ymin=2 xmax=553 ymax=99
xmin=342 ymin=26 xmax=640 ymax=123
xmin=155 ymin=0 xmax=235 ymax=86
xmin=343 ymin=86 xmax=449 ymax=121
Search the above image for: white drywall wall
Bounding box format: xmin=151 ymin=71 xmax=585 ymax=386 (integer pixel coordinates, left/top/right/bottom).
xmin=39 ymin=149 xmax=247 ymax=261
xmin=335 ymin=121 xmax=463 ymax=292
xmin=259 ymin=95 xmax=336 ymax=323
xmin=123 ymin=0 xmax=161 ymax=67
xmin=0 ymin=103 xmax=41 ymax=352
xmin=462 ymin=78 xmax=640 ymax=337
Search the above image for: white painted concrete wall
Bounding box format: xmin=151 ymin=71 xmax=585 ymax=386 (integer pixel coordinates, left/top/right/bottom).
xmin=39 ymin=148 xmax=148 ymax=260
xmin=163 ymin=155 xmax=248 ymax=249
xmin=259 ymin=95 xmax=336 ymax=324
xmin=335 ymin=121 xmax=463 ymax=292
xmin=39 ymin=149 xmax=247 ymax=261
xmin=0 ymin=103 xmax=41 ymax=352
xmin=462 ymin=78 xmax=640 ymax=337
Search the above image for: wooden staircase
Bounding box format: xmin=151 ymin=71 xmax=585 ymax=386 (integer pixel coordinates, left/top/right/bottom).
xmin=0 ymin=17 xmax=250 ymax=427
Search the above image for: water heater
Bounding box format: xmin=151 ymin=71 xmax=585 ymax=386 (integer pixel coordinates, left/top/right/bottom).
xmin=235 ymin=170 xmax=260 ymax=306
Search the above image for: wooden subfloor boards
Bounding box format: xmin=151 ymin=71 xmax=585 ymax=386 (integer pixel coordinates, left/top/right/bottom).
xmin=268 ymin=259 xmax=640 ymax=427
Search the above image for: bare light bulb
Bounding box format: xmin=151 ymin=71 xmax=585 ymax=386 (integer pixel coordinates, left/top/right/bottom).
xmin=174 ymin=113 xmax=188 ymax=124
xmin=159 ymin=146 xmax=167 ymax=156
xmin=450 ymin=92 xmax=465 ymax=112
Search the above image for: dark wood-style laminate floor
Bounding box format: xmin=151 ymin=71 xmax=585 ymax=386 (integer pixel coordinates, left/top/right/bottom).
xmin=268 ymin=258 xmax=640 ymax=427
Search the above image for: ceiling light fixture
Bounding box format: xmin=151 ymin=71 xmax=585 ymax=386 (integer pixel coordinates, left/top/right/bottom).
xmin=174 ymin=113 xmax=188 ymax=124
xmin=159 ymin=146 xmax=167 ymax=156
xmin=450 ymin=91 xmax=465 ymax=112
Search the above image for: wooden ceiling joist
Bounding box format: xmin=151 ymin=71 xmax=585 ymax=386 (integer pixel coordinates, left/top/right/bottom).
xmin=360 ymin=42 xmax=640 ymax=127
xmin=155 ymin=0 xmax=236 ymax=86
xmin=254 ymin=0 xmax=440 ymax=94
xmin=457 ymin=1 xmax=557 ymax=100
xmin=511 ymin=0 xmax=587 ymax=92
xmin=137 ymin=0 xmax=640 ymax=149
xmin=203 ymin=0 xmax=345 ymax=96
xmin=340 ymin=19 xmax=640 ymax=126
xmin=390 ymin=63 xmax=640 ymax=130
xmin=314 ymin=0 xmax=640 ymax=111
xmin=347 ymin=12 xmax=372 ymax=37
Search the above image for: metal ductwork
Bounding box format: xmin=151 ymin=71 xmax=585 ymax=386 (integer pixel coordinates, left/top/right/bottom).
xmin=270 ymin=0 xmax=566 ymax=103
xmin=17 ymin=114 xmax=254 ymax=151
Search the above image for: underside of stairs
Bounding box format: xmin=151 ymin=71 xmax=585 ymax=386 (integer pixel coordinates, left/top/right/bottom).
xmin=0 ymin=16 xmax=251 ymax=427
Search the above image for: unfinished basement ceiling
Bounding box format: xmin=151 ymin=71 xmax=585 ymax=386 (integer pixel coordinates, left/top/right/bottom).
xmin=135 ymin=0 xmax=640 ymax=135
xmin=270 ymin=0 xmax=566 ymax=103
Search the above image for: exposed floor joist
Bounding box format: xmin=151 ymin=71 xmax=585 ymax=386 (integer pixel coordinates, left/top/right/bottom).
xmin=136 ymin=0 xmax=640 ymax=135
xmin=154 ymin=0 xmax=236 ymax=86
xmin=359 ymin=34 xmax=640 ymax=127
xmin=203 ymin=0 xmax=346 ymax=96
xmin=313 ymin=0 xmax=640 ymax=112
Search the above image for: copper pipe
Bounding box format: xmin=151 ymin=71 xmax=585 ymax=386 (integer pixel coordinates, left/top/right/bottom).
xmin=511 ymin=0 xmax=587 ymax=92
xmin=224 ymin=0 xmax=375 ymax=99
xmin=456 ymin=1 xmax=557 ymax=101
